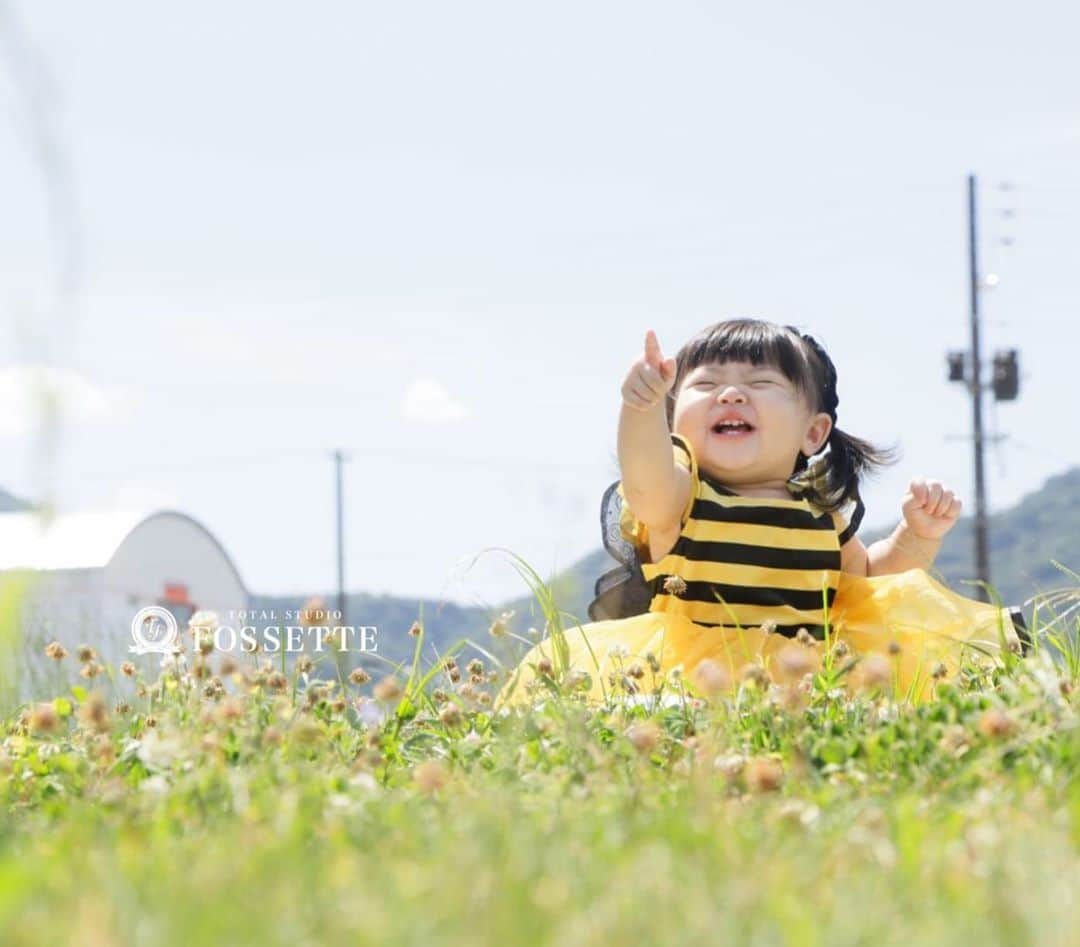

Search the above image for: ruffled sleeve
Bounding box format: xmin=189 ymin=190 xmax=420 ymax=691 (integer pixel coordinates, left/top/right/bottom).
xmin=615 ymin=433 xmax=699 ymax=556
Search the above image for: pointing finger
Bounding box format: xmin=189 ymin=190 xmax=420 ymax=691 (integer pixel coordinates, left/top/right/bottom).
xmin=644 ymin=330 xmax=663 ymax=369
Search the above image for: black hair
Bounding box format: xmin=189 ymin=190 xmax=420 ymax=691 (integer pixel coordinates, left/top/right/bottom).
xmin=662 ymin=318 xmax=898 ymax=513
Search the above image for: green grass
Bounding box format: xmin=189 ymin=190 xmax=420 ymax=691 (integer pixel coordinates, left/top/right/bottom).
xmin=2 ymin=571 xmax=1080 ymax=947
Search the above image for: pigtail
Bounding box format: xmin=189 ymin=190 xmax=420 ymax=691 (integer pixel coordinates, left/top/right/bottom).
xmin=792 ymin=329 xmax=899 ymax=515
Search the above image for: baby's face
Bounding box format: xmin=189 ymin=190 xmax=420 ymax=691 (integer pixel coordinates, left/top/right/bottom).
xmin=672 ymin=359 xmax=831 ymax=489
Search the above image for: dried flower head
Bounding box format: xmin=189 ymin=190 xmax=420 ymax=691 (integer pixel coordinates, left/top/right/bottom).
xmin=745 ymin=757 xmax=785 ymax=793
xmin=931 ymin=661 xmax=949 ymax=680
xmin=298 ymin=596 xmax=326 ymax=627
xmin=977 ymin=708 xmax=1015 ymax=739
xmin=691 ymin=659 xmax=732 ymax=697
xmin=739 ymin=663 xmax=769 ymax=689
xmin=407 ymin=620 xmax=422 ymax=638
xmin=458 ymin=682 xmax=477 ymax=702
xmin=662 ymin=575 xmax=687 ymax=596
xmin=296 ymin=656 xmax=314 ymax=675
xmin=348 ymin=667 xmax=371 ymax=686
xmin=566 ymin=669 xmax=591 ymax=692
xmin=777 ymin=645 xmax=815 ymax=682
xmin=795 ymin=627 xmax=817 ymax=647
xmin=439 ymin=704 xmax=464 ymax=728
xmin=76 ymin=644 xmax=95 ymax=663
xmin=267 ymin=672 xmax=288 ymax=693
xmin=217 ymin=698 xmax=244 ymax=723
xmin=373 ymin=677 xmax=403 ymax=702
xmin=536 ymin=657 xmax=554 ymax=677
xmin=626 ymin=721 xmax=662 ymax=755
xmin=78 ymin=692 xmax=109 ymax=732
xmin=44 ymin=641 xmax=68 ymax=660
xmin=489 ymin=610 xmax=515 ymax=639
xmin=93 ymin=735 xmax=116 ymax=764
xmin=413 ymin=759 xmax=450 ymax=795
xmin=887 ymin=640 xmax=902 ymax=656
xmin=858 ymin=653 xmax=893 ymax=691
xmin=120 ymin=662 xmax=136 ymax=677
xmin=29 ymin=702 xmax=60 ymax=735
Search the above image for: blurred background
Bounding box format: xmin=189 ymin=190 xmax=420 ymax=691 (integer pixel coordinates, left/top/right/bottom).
xmin=1 ymin=1 xmax=1077 ymax=672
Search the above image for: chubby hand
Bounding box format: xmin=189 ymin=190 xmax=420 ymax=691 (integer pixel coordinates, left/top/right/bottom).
xmin=902 ymin=477 xmax=962 ymax=540
xmin=622 ymin=329 xmax=678 ymax=411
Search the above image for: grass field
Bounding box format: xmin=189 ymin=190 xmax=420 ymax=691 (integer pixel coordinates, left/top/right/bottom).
xmin=2 ymin=574 xmax=1080 ymax=947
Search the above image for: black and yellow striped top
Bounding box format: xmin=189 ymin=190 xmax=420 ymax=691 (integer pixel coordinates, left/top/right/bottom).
xmin=617 ymin=434 xmax=859 ymax=640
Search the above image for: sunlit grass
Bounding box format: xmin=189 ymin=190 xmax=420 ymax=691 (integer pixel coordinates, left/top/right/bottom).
xmin=1 ymin=559 xmax=1080 ymax=946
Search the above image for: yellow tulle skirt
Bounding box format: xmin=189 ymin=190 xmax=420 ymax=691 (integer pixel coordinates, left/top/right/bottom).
xmin=495 ymin=568 xmax=1022 ymax=708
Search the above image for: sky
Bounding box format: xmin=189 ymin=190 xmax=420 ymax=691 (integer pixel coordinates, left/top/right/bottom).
xmin=0 ymin=1 xmax=1077 ymax=608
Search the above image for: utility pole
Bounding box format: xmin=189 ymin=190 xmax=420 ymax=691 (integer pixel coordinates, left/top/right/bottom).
xmin=946 ymin=173 xmax=1021 ymax=603
xmin=967 ymin=173 xmax=991 ymax=601
xmin=333 ymin=450 xmax=347 ymax=626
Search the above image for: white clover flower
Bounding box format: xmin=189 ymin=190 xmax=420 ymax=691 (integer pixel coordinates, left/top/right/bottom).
xmin=606 ymin=642 xmax=630 ymax=659
xmin=1027 ymin=649 xmax=1065 ymax=706
xmin=140 ymin=774 xmax=170 ymax=796
xmin=349 ymin=772 xmax=379 ymax=793
xmin=188 ymin=610 xmax=220 ymax=632
xmin=160 ymin=649 xmax=189 ymax=671
xmin=714 ymin=753 xmax=747 ymax=778
xmin=135 ymin=730 xmax=185 ymax=772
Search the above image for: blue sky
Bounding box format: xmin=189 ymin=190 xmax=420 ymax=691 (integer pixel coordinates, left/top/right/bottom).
xmin=1 ymin=1 xmax=1077 ymax=607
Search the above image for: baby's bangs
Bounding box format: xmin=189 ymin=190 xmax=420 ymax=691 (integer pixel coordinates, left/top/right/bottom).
xmin=678 ymin=320 xmax=814 ymax=396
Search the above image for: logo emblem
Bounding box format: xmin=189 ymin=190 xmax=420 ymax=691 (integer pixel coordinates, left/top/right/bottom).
xmin=130 ymin=606 xmax=180 ymax=655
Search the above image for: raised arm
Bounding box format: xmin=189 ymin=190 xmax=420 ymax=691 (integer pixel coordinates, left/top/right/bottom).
xmin=617 ymin=330 xmax=690 ymax=529
xmin=865 ymin=477 xmax=961 ymax=576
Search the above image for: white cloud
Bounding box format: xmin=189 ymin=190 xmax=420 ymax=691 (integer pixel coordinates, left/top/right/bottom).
xmin=399 ymin=378 xmax=467 ymax=424
xmin=0 ymin=363 xmax=127 ymax=437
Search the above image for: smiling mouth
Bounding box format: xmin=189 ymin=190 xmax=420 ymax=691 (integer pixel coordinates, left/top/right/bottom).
xmin=711 ymin=421 xmax=755 ymax=436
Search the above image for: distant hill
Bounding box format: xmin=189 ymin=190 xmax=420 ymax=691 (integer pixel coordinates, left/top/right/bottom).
xmin=0 ymin=488 xmax=34 ymax=513
xmin=925 ymin=467 xmax=1080 ymax=615
xmin=248 ymin=591 xmax=522 ymax=674
xmin=253 ymin=467 xmax=1080 ymax=671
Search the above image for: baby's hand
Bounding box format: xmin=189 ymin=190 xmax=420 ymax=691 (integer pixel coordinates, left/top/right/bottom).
xmin=622 ymin=329 xmax=678 ymax=412
xmin=901 ymin=477 xmax=962 ymax=540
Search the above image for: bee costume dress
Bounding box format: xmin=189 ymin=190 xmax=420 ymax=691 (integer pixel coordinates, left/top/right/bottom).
xmin=497 ymin=433 xmax=1027 ymax=708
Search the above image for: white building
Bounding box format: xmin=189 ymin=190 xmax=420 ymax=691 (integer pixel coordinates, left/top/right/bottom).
xmin=0 ymin=507 xmax=248 ymax=702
